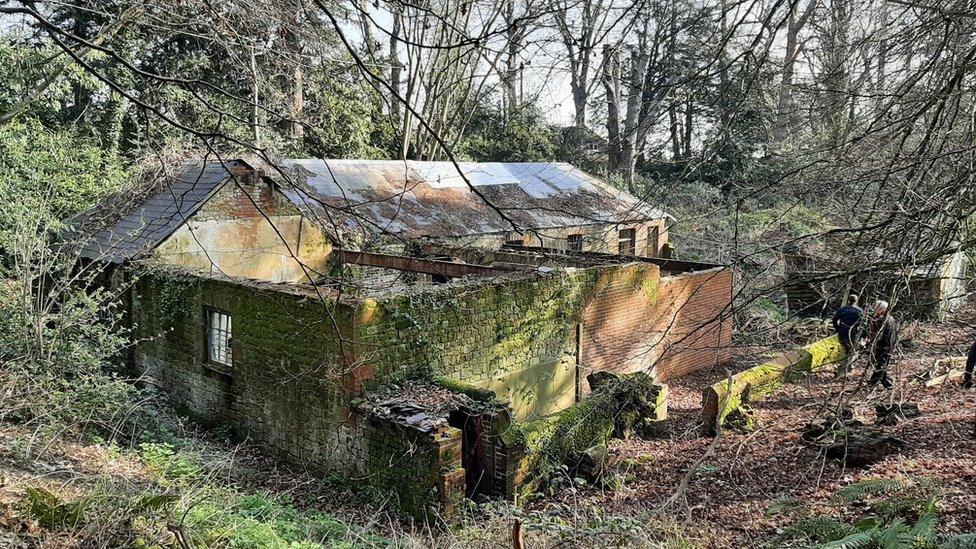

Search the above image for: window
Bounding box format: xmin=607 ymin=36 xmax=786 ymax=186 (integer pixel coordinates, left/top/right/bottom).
xmin=206 ymin=309 xmax=233 ymax=367
xmin=504 ymin=231 xmax=523 ymax=247
xmin=618 ymin=228 xmax=636 ymax=256
xmin=567 ymin=234 xmax=583 ymax=253
xmin=647 ymin=226 xmax=660 ymax=257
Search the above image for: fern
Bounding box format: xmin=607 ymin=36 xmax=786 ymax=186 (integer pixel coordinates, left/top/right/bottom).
xmin=940 ymin=533 xmax=976 ymax=548
xmin=130 ymin=492 xmax=179 ymax=513
xmin=878 ymin=519 xmax=910 ymax=548
xmin=834 ymin=479 xmax=908 ymax=503
xmin=909 ymin=512 xmax=939 ymax=541
xmin=780 ymin=516 xmax=853 ymax=543
xmin=20 ymin=486 xmax=87 ymax=530
xmin=822 ymin=529 xmax=879 ymax=549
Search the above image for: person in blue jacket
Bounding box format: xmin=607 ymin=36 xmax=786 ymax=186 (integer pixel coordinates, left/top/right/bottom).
xmin=832 ymin=294 xmax=863 ymax=375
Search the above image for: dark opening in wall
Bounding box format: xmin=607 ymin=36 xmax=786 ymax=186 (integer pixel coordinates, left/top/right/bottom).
xmin=448 ymin=408 xmax=487 ymax=499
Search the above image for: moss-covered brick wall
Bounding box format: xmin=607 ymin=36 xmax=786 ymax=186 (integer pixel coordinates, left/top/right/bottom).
xmin=361 ymin=416 xmax=465 ymax=520
xmin=132 ymin=261 xmax=733 ymax=516
xmin=354 ymin=263 xmax=730 ymax=421
xmin=133 ymin=269 xmax=468 ymax=520
xmin=132 ymin=270 xmax=365 ymax=474
xmin=354 ymin=264 xmax=667 ymax=421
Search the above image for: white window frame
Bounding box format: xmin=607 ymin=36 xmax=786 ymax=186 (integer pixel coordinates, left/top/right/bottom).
xmin=206 ymin=308 xmax=233 ymax=367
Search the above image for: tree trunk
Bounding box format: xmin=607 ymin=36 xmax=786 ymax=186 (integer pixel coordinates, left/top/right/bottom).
xmin=503 ymin=0 xmax=519 ymax=116
xmin=682 ymin=94 xmax=693 ymax=158
xmin=772 ymin=0 xmax=819 ymax=146
xmin=390 ymin=4 xmax=403 ymax=153
xmin=602 ymin=45 xmax=622 ymax=173
xmin=249 ymin=46 xmax=260 ymax=147
xmin=669 ymin=103 xmax=682 ymax=160
xmin=571 ymin=78 xmax=588 ymax=127
xmin=620 ymin=47 xmax=650 ymax=184
xmin=291 ymin=64 xmax=304 ymax=142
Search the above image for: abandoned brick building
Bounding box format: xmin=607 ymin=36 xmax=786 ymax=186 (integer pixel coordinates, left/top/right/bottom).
xmin=70 ymin=159 xmax=732 ymax=519
xmin=784 ymin=239 xmax=968 ymax=321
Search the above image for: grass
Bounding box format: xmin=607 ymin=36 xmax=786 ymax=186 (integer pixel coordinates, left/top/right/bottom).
xmin=0 ymin=420 xmax=397 ymax=548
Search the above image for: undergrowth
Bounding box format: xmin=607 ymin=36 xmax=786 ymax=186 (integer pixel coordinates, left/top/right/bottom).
xmin=771 ymin=478 xmax=976 ymax=548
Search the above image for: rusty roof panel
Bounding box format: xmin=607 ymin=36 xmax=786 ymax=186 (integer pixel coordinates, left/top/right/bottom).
xmin=277 ymin=159 xmax=668 ymax=239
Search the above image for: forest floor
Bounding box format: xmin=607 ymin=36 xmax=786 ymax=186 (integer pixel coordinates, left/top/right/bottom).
xmin=564 ymin=304 xmax=976 ymax=546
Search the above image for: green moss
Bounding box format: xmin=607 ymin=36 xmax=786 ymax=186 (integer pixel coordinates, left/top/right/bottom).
xmin=641 ymin=273 xmax=659 ymax=303
xmin=804 ymin=334 xmax=845 ymax=368
xmin=502 ymin=373 xmax=664 ymax=490
xmin=708 ymin=335 xmax=848 ymax=429
xmin=433 ymin=376 xmax=497 ymax=402
xmin=357 ymin=264 xmax=663 ymax=421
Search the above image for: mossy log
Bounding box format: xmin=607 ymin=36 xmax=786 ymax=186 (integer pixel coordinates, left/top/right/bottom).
xmin=702 ymin=335 xmax=845 ymax=435
xmin=502 ymin=372 xmax=667 ymax=493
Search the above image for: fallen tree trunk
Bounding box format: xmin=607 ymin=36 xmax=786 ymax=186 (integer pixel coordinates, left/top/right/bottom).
xmin=701 ymin=335 xmax=845 ymax=435
xmin=501 ymin=372 xmax=667 ymax=493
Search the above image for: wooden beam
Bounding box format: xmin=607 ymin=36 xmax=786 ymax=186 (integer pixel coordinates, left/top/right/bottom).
xmin=336 ymin=249 xmax=501 ymax=278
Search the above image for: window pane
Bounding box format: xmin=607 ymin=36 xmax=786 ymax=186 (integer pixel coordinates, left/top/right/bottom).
xmin=568 ymin=234 xmax=583 ymax=252
xmin=618 ymin=228 xmax=635 ymax=255
xmin=207 ymin=310 xmax=232 ymax=367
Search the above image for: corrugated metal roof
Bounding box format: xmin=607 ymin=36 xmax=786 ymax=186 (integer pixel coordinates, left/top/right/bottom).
xmin=69 ymin=161 xmax=242 ymax=263
xmin=70 ymin=158 xmax=669 ymax=263
xmin=277 ymin=159 xmax=668 ymax=239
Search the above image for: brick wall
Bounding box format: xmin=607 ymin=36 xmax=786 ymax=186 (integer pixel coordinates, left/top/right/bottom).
xmin=197 ymin=168 xmax=282 ymax=219
xmin=359 ymin=413 xmax=465 ymax=520
xmin=579 ymin=266 xmax=733 ymax=383
xmin=355 ymin=262 xmax=732 ymax=416
xmin=654 ymin=268 xmax=734 ymax=379
xmin=152 ymin=174 xmax=332 ymax=283
xmin=133 ymin=271 xmax=468 ymax=519
xmin=353 ymin=270 xmax=600 ymax=420
xmin=444 ymin=219 xmax=669 ymax=256
xmin=580 ymin=265 xmax=664 ymax=381
xmin=133 ymin=273 xmax=362 ymax=470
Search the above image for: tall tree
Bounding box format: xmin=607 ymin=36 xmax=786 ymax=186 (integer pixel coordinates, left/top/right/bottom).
xmin=772 ymin=0 xmax=820 ymax=146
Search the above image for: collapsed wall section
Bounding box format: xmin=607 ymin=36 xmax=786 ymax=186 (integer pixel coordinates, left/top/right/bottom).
xmin=356 ymin=402 xmax=465 ymax=520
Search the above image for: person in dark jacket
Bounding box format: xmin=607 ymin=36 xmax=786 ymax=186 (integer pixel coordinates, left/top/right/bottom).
xmin=963 ymin=339 xmax=976 ymax=389
xmin=832 ymin=294 xmax=863 ymax=376
xmin=832 ymin=294 xmax=864 ymax=352
xmin=867 ymin=300 xmax=898 ymax=389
